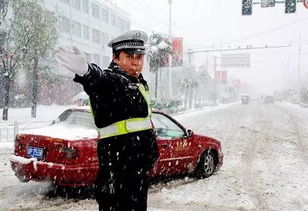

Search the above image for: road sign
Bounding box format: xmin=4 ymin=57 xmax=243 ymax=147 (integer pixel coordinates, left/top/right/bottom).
xmin=304 ymin=0 xmax=308 ymax=9
xmin=221 ymin=53 xmax=250 ymax=68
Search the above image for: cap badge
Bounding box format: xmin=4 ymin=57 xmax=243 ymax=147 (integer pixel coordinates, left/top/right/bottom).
xmin=135 ymin=32 xmax=141 ymax=39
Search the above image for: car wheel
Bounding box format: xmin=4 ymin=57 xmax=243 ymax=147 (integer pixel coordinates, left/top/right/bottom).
xmin=194 ymin=150 xmax=217 ymax=178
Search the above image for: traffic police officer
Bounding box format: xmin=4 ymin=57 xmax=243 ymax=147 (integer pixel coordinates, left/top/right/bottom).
xmin=55 ymin=30 xmax=158 ymax=211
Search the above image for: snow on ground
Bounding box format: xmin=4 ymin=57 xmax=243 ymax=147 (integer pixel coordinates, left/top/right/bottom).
xmin=1 ymin=102 xmax=308 ymax=210
xmin=0 ymin=104 xmax=74 ymax=143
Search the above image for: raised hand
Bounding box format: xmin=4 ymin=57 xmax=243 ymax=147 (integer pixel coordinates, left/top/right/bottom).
xmin=55 ymin=46 xmax=88 ymax=76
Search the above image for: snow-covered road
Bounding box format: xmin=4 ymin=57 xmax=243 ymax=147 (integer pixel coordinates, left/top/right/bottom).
xmin=1 ymin=102 xmax=308 ymax=210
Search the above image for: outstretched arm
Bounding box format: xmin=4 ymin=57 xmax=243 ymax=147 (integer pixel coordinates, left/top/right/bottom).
xmin=55 ymin=46 xmax=109 ymax=95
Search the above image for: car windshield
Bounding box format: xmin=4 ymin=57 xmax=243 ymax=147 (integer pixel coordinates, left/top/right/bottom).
xmin=151 ymin=112 xmax=185 ymax=138
xmin=56 ymin=110 xmax=96 ymax=128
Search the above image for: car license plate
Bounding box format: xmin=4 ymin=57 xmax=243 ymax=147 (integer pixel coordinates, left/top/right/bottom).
xmin=27 ymin=146 xmax=44 ymax=159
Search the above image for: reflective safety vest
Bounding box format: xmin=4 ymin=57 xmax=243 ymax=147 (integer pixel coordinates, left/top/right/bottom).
xmin=97 ymin=83 xmax=152 ymax=139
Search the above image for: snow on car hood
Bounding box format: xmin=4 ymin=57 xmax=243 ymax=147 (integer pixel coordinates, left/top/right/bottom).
xmin=19 ymin=123 xmax=98 ymax=141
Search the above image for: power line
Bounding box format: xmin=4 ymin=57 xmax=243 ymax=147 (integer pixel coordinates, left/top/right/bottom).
xmin=116 ymin=0 xmax=202 ymax=46
xmin=187 ymin=44 xmax=292 ymax=54
xmin=223 ymin=16 xmax=308 ymax=45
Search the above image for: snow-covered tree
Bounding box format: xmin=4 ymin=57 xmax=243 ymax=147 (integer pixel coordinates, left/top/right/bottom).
xmin=181 ymin=78 xmax=198 ymax=109
xmin=1 ymin=0 xmax=57 ymax=120
xmin=0 ymin=0 xmax=9 ymax=27
xmin=147 ymin=33 xmax=173 ymax=99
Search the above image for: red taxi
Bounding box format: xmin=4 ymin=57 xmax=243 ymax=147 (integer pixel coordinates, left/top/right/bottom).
xmin=10 ymin=108 xmax=223 ymax=187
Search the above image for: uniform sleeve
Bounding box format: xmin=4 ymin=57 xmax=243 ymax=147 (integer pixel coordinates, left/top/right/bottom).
xmin=73 ymin=63 xmax=110 ymax=96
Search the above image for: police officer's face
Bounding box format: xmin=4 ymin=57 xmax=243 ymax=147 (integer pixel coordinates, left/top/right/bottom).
xmin=114 ymin=51 xmax=144 ymax=77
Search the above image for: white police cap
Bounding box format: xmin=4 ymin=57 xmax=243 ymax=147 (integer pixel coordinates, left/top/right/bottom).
xmin=108 ymin=30 xmax=148 ymax=54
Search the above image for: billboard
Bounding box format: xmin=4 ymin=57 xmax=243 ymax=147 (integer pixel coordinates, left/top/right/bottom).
xmin=232 ymin=79 xmax=241 ymax=89
xmin=172 ymin=37 xmax=183 ymax=67
xmin=221 ymin=53 xmax=250 ymax=68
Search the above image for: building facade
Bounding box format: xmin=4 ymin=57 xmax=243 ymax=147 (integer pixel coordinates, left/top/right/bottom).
xmin=43 ymin=0 xmax=131 ymax=67
xmin=0 ymin=0 xmax=131 ymax=107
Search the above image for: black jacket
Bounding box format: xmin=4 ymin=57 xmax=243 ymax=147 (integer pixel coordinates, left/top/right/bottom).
xmin=74 ymin=62 xmax=158 ymax=171
xmin=74 ymin=62 xmax=150 ymax=128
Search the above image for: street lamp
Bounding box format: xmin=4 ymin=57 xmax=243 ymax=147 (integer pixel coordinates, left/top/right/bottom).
xmin=168 ymin=0 xmax=172 ymax=99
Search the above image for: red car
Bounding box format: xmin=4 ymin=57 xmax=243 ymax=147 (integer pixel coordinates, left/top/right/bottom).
xmin=10 ymin=108 xmax=223 ymax=187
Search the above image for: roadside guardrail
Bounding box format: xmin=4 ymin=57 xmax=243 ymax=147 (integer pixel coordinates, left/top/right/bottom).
xmin=0 ymin=121 xmax=51 ymax=142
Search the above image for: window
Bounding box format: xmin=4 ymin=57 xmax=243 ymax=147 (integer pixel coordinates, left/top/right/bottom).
xmin=60 ymin=16 xmax=71 ymax=34
xmin=82 ymin=0 xmax=89 ymax=13
xmin=71 ymin=21 xmax=81 ymax=37
xmin=91 ymin=3 xmax=100 ymax=19
xmin=71 ymin=0 xmax=81 ymax=10
xmin=110 ymin=13 xmax=116 ymax=25
xmin=118 ymin=17 xmax=130 ymax=32
xmin=84 ymin=52 xmax=91 ymax=62
xmin=60 ymin=0 xmax=70 ymax=5
xmin=102 ymin=55 xmax=110 ymax=67
xmin=101 ymin=32 xmax=108 ymax=46
xmin=83 ymin=25 xmax=90 ymax=40
xmin=124 ymin=22 xmax=130 ymax=32
xmin=151 ymin=113 xmax=185 ymax=138
xmin=117 ymin=17 xmax=124 ymax=28
xmin=92 ymin=53 xmax=100 ymax=65
xmin=57 ymin=110 xmax=95 ymax=128
xmin=92 ymin=29 xmax=100 ymax=43
xmin=123 ymin=20 xmax=130 ymax=31
xmin=101 ymin=8 xmax=109 ymax=23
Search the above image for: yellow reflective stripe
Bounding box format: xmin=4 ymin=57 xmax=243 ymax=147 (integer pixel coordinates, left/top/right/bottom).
xmin=126 ymin=117 xmax=151 ymax=131
xmin=97 ymin=83 xmax=153 ymax=139
xmin=99 ymin=117 xmax=152 ymax=139
xmin=100 ymin=127 xmax=150 ymax=139
xmin=89 ymin=102 xmax=94 ymax=118
xmin=138 ymin=84 xmax=152 ymax=117
xmin=117 ymin=120 xmax=127 ymax=134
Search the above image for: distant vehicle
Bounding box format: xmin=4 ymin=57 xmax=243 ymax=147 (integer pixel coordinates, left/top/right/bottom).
xmin=264 ymin=95 xmax=274 ymax=104
xmin=10 ymin=108 xmax=223 ymax=187
xmin=273 ymin=92 xmax=283 ymax=102
xmin=241 ymin=94 xmax=250 ymax=104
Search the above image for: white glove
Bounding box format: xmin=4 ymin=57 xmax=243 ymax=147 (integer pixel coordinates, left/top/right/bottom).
xmin=55 ymin=46 xmax=88 ymax=76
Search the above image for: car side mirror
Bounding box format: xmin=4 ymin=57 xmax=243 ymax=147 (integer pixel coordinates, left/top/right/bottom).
xmin=186 ymin=129 xmax=193 ymax=137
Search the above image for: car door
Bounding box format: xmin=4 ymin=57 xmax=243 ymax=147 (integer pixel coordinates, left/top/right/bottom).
xmin=151 ymin=112 xmax=194 ymax=176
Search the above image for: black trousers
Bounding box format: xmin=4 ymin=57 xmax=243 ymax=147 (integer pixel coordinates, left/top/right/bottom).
xmin=95 ymin=168 xmax=149 ymax=211
xmin=95 ymin=131 xmax=158 ymax=211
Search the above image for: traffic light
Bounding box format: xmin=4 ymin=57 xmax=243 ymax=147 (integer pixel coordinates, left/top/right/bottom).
xmin=285 ymin=0 xmax=296 ymax=13
xmin=242 ymin=0 xmax=252 ymax=15
xmin=268 ymin=0 xmax=275 ymax=7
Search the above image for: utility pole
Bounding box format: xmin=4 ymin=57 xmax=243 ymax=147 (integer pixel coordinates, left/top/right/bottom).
xmin=168 ymin=0 xmax=172 ymax=99
xmin=214 ymin=56 xmax=218 ymax=103
xmin=298 ymin=33 xmax=301 ymax=101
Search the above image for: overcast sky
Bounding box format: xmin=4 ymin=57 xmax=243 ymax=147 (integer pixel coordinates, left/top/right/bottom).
xmin=114 ymin=0 xmax=308 ymax=94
